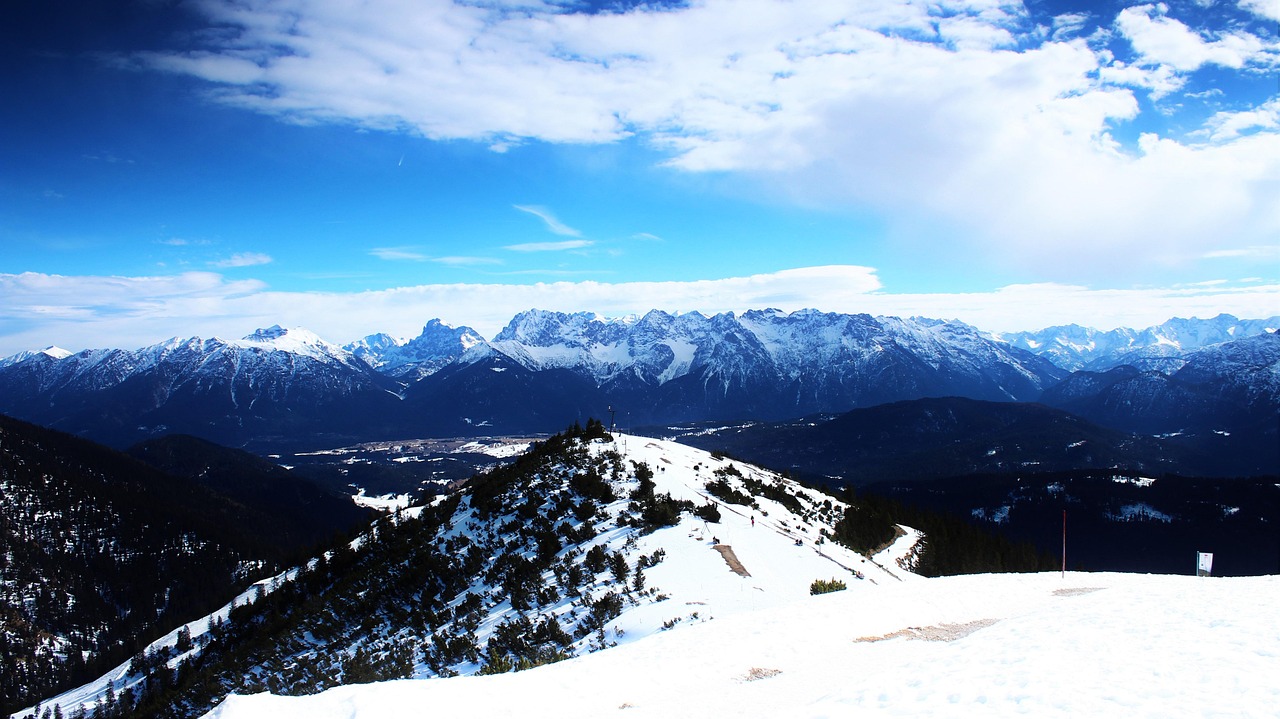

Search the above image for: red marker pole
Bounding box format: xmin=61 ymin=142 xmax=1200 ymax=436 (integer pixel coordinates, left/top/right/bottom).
xmin=1061 ymin=510 xmax=1067 ymax=579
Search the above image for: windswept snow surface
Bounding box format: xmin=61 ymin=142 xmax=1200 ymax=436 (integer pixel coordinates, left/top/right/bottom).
xmin=203 ymin=571 xmax=1280 ymax=719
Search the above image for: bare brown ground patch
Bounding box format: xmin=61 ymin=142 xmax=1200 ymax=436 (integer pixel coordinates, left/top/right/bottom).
xmin=740 ymin=667 xmax=782 ymax=682
xmin=1053 ymin=587 xmax=1104 ymax=597
xmin=713 ymin=544 xmax=751 ymax=577
xmin=854 ymin=618 xmax=999 ymax=643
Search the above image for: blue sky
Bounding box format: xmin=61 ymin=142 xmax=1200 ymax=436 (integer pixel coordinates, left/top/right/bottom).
xmin=1 ymin=0 xmax=1277 ymax=354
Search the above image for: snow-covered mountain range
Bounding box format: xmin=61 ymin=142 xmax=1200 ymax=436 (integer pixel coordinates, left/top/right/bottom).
xmin=0 ymin=310 xmax=1275 ymax=452
xmin=996 ymin=313 xmax=1280 ymax=372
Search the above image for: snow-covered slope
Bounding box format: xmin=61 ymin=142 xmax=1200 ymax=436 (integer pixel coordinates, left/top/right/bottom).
xmin=0 ymin=345 xmax=71 ymax=368
xmin=203 ymin=571 xmax=1280 ymax=719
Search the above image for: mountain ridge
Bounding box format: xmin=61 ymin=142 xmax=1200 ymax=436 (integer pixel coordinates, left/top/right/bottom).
xmin=0 ymin=311 xmax=1274 ymax=455
xmin=16 ymin=426 xmax=978 ymax=717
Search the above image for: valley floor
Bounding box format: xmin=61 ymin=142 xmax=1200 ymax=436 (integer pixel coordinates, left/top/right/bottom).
xmin=204 ymin=570 xmax=1279 ymax=718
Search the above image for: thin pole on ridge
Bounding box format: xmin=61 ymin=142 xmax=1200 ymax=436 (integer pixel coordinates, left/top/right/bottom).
xmin=1061 ymin=509 xmax=1067 ymax=579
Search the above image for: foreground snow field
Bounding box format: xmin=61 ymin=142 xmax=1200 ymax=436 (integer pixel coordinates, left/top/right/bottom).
xmin=204 ymin=571 xmax=1279 ymax=718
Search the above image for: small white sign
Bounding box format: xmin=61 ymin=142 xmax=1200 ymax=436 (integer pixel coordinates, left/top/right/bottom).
xmin=1197 ymin=552 xmax=1213 ymax=576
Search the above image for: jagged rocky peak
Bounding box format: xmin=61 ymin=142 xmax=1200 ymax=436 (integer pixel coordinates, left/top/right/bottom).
xmin=348 ymin=332 xmax=404 ymax=354
xmin=244 ymin=325 xmax=289 ymax=341
xmin=494 ymin=309 xmax=627 ymax=347
xmin=410 ymin=318 xmax=486 ymax=350
xmin=342 ymin=319 xmax=489 ymax=378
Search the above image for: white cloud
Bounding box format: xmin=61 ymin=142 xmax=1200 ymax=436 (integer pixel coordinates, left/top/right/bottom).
xmin=513 ymin=205 xmax=582 ymax=237
xmin=1203 ymin=97 xmax=1280 ymax=141
xmin=1240 ymin=0 xmax=1280 ymax=22
xmin=133 ymin=0 xmax=1280 ymax=280
xmin=3 ymin=267 xmax=1278 ymax=356
xmin=1050 ymin=13 xmax=1091 ymax=41
xmin=1115 ymin=4 xmax=1273 ymax=72
xmin=209 ymin=252 xmax=273 ymax=268
xmin=503 ymin=240 xmax=593 ymax=252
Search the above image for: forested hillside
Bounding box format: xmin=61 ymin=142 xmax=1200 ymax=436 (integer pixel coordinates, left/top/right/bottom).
xmin=0 ymin=416 xmax=369 ymax=715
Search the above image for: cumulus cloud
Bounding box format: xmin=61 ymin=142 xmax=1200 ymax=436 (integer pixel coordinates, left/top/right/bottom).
xmin=3 ymin=267 xmax=1278 ymax=356
xmin=132 ymin=0 xmax=1280 ymax=279
xmin=1240 ymin=0 xmax=1280 ymax=22
xmin=1115 ymin=4 xmax=1271 ymax=72
xmin=1203 ymin=97 xmax=1280 ymax=141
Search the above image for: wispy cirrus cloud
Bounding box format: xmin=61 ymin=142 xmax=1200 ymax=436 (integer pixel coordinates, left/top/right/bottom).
xmin=158 ymin=237 xmax=212 ymax=247
xmin=1203 ymin=245 xmax=1280 ymax=260
xmin=370 ymin=247 xmax=430 ymax=261
xmin=372 ymin=247 xmax=501 ymax=265
xmin=209 ymin=252 xmax=272 ymax=268
xmin=513 ymin=205 xmax=582 ymax=237
xmin=433 ymin=256 xmax=502 ymax=267
xmin=503 ymin=240 xmax=594 ymax=252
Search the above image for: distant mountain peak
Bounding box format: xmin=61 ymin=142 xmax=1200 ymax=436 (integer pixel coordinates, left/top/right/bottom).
xmin=240 ymin=325 xmax=330 ymax=347
xmin=996 ymin=314 xmax=1280 ymax=371
xmin=0 ymin=345 xmax=75 ymax=368
xmin=244 ymin=325 xmax=289 ymax=341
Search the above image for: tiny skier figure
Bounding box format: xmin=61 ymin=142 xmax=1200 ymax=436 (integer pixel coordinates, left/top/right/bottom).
xmin=751 ymin=516 xmax=755 ymax=527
